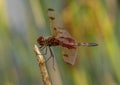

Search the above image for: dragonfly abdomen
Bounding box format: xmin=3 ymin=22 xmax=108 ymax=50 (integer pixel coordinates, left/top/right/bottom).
xmin=77 ymin=42 xmax=98 ymax=46
xmin=63 ymin=42 xmax=98 ymax=47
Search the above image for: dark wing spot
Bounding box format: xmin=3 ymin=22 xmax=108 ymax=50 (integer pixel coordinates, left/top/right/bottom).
xmin=54 ymin=27 xmax=57 ymax=30
xmin=63 ymin=54 xmax=69 ymax=57
xmin=49 ymin=16 xmax=55 ymax=20
xmin=48 ymin=8 xmax=54 ymax=11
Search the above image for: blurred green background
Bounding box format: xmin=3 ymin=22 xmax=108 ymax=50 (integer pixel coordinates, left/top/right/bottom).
xmin=0 ymin=0 xmax=120 ymax=85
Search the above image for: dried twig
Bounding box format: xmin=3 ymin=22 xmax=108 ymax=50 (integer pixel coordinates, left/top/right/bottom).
xmin=34 ymin=45 xmax=51 ymax=85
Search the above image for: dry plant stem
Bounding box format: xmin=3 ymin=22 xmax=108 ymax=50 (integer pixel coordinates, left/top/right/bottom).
xmin=34 ymin=45 xmax=51 ymax=85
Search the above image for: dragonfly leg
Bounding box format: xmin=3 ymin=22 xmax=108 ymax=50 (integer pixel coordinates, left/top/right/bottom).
xmin=39 ymin=45 xmax=48 ymax=55
xmin=49 ymin=47 xmax=55 ymax=70
xmin=45 ymin=47 xmax=53 ymax=62
xmin=39 ymin=46 xmax=46 ymax=51
xmin=46 ymin=47 xmax=55 ymax=70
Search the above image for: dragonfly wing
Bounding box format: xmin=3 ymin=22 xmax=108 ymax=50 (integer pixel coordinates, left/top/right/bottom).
xmin=47 ymin=8 xmax=58 ymax=37
xmin=61 ymin=47 xmax=78 ymax=65
xmin=47 ymin=8 xmax=78 ymax=65
xmin=55 ymin=27 xmax=74 ymax=39
xmin=47 ymin=8 xmax=73 ymax=39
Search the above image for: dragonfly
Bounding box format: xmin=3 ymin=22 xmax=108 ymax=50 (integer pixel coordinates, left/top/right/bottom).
xmin=37 ymin=8 xmax=98 ymax=65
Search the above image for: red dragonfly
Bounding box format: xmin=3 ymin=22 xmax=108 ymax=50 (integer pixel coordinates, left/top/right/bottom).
xmin=37 ymin=8 xmax=98 ymax=65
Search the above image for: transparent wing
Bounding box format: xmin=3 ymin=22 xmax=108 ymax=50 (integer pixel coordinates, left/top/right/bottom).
xmin=47 ymin=8 xmax=78 ymax=65
xmin=53 ymin=27 xmax=78 ymax=65
xmin=61 ymin=47 xmax=77 ymax=65
xmin=47 ymin=8 xmax=73 ymax=38
xmin=47 ymin=8 xmax=57 ymax=37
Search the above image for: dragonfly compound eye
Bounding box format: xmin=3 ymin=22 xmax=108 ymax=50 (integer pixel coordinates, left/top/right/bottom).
xmin=37 ymin=36 xmax=45 ymax=45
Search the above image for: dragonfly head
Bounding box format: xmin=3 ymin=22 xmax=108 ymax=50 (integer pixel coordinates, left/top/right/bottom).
xmin=37 ymin=36 xmax=45 ymax=45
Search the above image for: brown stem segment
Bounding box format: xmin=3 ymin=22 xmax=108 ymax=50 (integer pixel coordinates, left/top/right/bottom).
xmin=34 ymin=45 xmax=51 ymax=85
